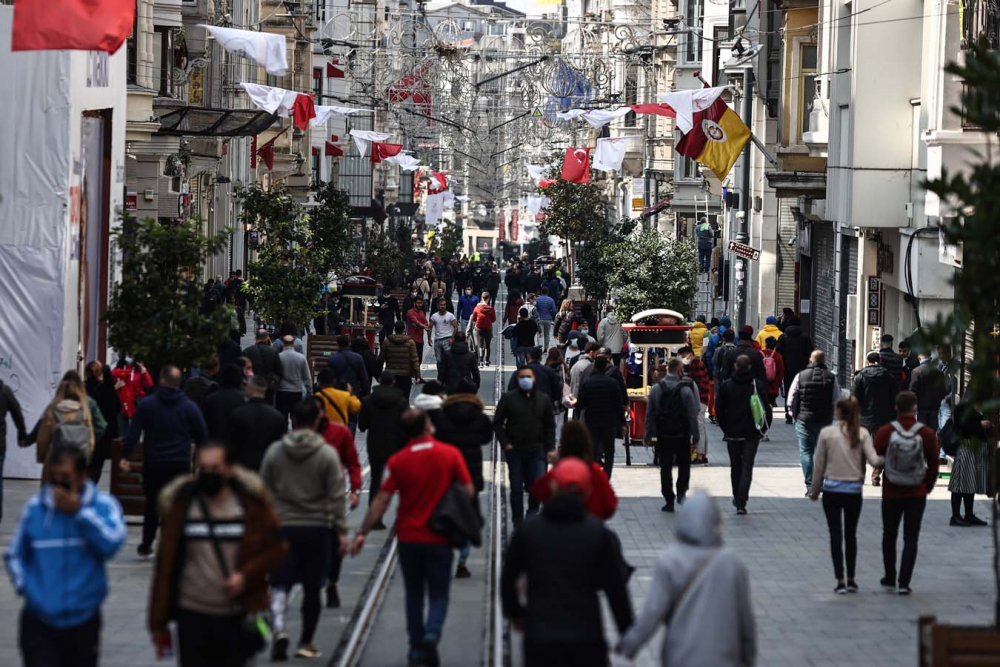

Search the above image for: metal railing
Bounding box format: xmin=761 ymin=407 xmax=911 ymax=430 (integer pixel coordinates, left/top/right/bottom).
xmin=962 ymin=0 xmax=1000 ymax=49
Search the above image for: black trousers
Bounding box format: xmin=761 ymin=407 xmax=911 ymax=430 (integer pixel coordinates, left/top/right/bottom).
xmin=727 ymin=438 xmax=760 ymax=507
xmin=272 ymin=526 xmax=330 ymax=645
xmin=882 ymin=496 xmax=926 ymax=587
xmin=276 ymin=391 xmax=300 ymax=425
xmin=176 ymin=608 xmax=244 ymax=667
xmin=397 ymin=376 xmax=413 ymax=404
xmin=823 ymin=492 xmax=863 ymax=581
xmin=655 ymin=439 xmax=690 ymax=503
xmin=588 ymin=424 xmax=617 ymax=480
xmin=20 ymin=609 xmax=100 ymax=667
xmin=141 ymin=460 xmax=191 ymax=549
xmin=369 ymin=453 xmax=387 ymax=505
xmin=88 ymin=431 xmax=114 ymax=484
xmin=765 ymin=394 xmax=777 ymax=430
xmin=524 ymin=640 xmax=608 ymax=667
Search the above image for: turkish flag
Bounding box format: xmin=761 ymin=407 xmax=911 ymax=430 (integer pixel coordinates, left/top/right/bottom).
xmin=370 ymin=142 xmax=403 ymax=164
xmin=257 ymin=141 xmax=275 ymax=170
xmin=630 ymin=104 xmax=677 ymax=118
xmin=12 ymin=0 xmax=135 ymax=52
xmin=327 ymin=62 xmax=345 ymax=78
xmin=291 ymin=94 xmax=316 ymax=131
xmin=428 ymin=171 xmax=448 ymax=193
xmin=561 ymin=148 xmax=591 ymax=184
xmin=325 ymin=142 xmax=343 ymax=157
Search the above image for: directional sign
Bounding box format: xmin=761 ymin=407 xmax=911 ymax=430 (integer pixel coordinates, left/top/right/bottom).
xmin=728 ymin=240 xmax=761 ymax=262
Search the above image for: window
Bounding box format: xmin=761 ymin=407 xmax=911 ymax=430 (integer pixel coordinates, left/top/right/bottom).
xmin=677 ymin=154 xmax=699 ymax=180
xmin=312 ymin=150 xmax=321 ymax=186
xmin=463 ymin=20 xmax=476 ymax=31
xmin=684 ymin=0 xmax=703 ymax=62
xmin=800 ymin=44 xmax=818 ymax=137
xmin=152 ymin=27 xmax=173 ymax=97
xmin=126 ymin=7 xmax=137 ymax=84
xmin=962 ymin=0 xmax=1000 ymax=49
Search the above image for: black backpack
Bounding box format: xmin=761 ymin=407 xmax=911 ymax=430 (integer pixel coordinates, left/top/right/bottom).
xmin=655 ymin=380 xmax=692 ymax=442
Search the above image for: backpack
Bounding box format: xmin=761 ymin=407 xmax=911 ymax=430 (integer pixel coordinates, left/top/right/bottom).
xmin=763 ymin=354 xmax=778 ymax=382
xmin=655 ymin=381 xmax=691 ymax=442
xmin=883 ymin=421 xmax=928 ymax=486
xmin=52 ymin=409 xmax=91 ymax=454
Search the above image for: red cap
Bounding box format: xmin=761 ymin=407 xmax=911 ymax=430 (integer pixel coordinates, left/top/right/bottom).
xmin=550 ymin=458 xmax=592 ymax=496
xmin=741 ymin=325 xmax=754 ymax=334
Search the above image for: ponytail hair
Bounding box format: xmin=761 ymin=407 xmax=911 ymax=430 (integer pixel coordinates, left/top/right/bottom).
xmin=836 ymin=398 xmax=862 ymax=449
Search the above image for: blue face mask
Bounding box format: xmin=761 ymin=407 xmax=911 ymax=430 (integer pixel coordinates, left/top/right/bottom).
xmin=517 ymin=377 xmax=534 ymax=391
xmin=579 ymin=328 xmax=589 ymax=336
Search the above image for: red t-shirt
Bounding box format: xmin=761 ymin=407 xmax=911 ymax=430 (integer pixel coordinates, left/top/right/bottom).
xmin=873 ymin=415 xmax=939 ymax=499
xmin=406 ymin=308 xmax=428 ymax=344
xmin=320 ymin=422 xmax=362 ymax=492
xmin=380 ymin=438 xmax=472 ymax=543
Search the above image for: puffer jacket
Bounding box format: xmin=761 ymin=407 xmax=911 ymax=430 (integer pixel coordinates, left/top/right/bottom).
xmin=359 ymin=384 xmax=409 ymax=459
xmin=716 ymin=368 xmax=764 ymax=441
xmin=377 ymin=334 xmax=420 ymax=379
xmin=439 ymin=340 xmax=481 ymax=392
xmin=435 ymin=394 xmax=493 ymax=491
xmin=852 ymin=364 xmax=898 ymax=432
xmin=775 ymin=324 xmax=812 ymax=385
xmin=689 ymin=321 xmax=709 ymax=358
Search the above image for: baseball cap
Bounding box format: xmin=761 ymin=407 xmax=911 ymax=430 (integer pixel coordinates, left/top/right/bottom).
xmin=550 ymin=458 xmax=592 ymax=496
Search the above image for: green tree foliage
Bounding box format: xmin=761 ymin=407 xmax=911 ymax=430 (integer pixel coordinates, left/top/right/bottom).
xmin=536 ymin=166 xmax=609 ymax=245
xmin=607 ymin=228 xmax=699 ymax=321
xmin=576 ymin=215 xmax=639 ymax=304
xmin=434 ymin=220 xmax=464 ymax=259
xmin=105 ymin=216 xmax=233 ymax=369
xmin=311 ymin=180 xmax=355 ymax=278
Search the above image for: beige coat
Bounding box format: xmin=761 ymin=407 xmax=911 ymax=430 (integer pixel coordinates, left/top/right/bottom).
xmin=36 ymin=399 xmax=95 ymax=464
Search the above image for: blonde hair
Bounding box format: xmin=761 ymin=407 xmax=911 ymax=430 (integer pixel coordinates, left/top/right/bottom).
xmin=559 ymin=299 xmax=574 ymax=313
xmin=50 ymin=371 xmax=93 ymax=423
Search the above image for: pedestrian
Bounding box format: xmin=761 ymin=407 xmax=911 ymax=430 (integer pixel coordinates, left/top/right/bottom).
xmin=378 ymin=320 xmax=421 ymax=401
xmin=852 ymin=351 xmax=898 ymax=435
xmin=676 ymin=346 xmax=710 ymax=465
xmin=33 ymin=371 xmax=103 ymax=474
xmin=430 ymin=298 xmax=459 ymax=377
xmin=328 ymin=334 xmax=371 ymax=401
xmin=778 ymin=307 xmax=795 ymax=332
xmin=228 ymin=376 xmax=287 ymax=471
xmin=359 ymin=371 xmax=409 ymax=518
xmin=484 ymin=265 xmax=501 ymax=306
xmin=352 ymin=336 xmax=380 ymax=388
xmin=494 ymin=366 xmax=557 ymax=526
xmin=947 ymin=402 xmax=992 ymax=527
xmin=575 ymin=356 xmax=627 ymax=479
xmin=542 ymin=271 xmax=564 ymax=305
xmin=512 ymin=307 xmax=540 ymax=367
xmin=84 ymin=362 xmax=121 ymax=483
xmin=877 ymin=334 xmax=908 ymax=392
xmin=434 ymin=379 xmax=493 ymax=578
xmin=202 ymin=364 xmax=247 ymax=444
xmin=502 ymin=458 xmax=633 ymax=667
xmin=576 ymin=304 xmax=597 ymax=336
xmin=523 ymin=265 xmax=542 ymax=295
xmin=755 ymin=315 xmax=783 ymax=349
xmin=111 ymin=355 xmax=153 ymax=433
xmin=710 ymin=328 xmax=737 ymax=392
xmin=899 ymin=339 xmax=920 ymax=380
xmin=873 ymin=391 xmax=939 ymax=594
xmin=720 ymin=327 xmax=766 ymax=385
xmin=809 ymin=398 xmax=883 ymax=593
xmin=376 ymin=287 xmax=401 ymax=345
xmin=457 ymin=285 xmax=479 ymax=332
xmin=438 ymin=331 xmax=481 ymax=393
xmin=618 ymin=492 xmax=756 ymax=667
xmin=532 ymin=420 xmax=618 ymax=519
xmin=242 ymin=329 xmax=283 ymax=404
xmin=148 ymin=441 xmax=287 ymax=667
xmin=182 ymin=356 xmax=219 ymax=414
xmin=569 ymin=341 xmax=599 ymax=398
xmin=535 ymin=287 xmax=557 ymax=350
xmin=695 ymin=217 xmax=715 ymax=272
xmin=596 ymin=310 xmax=624 ymax=364
xmin=546 ymin=347 xmax=574 ymax=441
xmin=411 ymin=269 xmax=432 ymax=307
xmin=120 ymin=366 xmax=207 ymax=558
xmin=787 ymin=350 xmax=839 ymax=490
xmin=644 ymin=357 xmax=700 ymax=512
xmin=688 ymin=315 xmax=709 ymax=359
xmin=761 ymin=336 xmax=785 ymax=436
xmin=314 ymin=368 xmax=361 ymax=427
xmin=0 ymin=372 xmax=27 ymax=518
xmin=504 ymin=289 xmax=526 ymax=329
xmin=261 ymin=399 xmax=348 ymax=660
xmin=553 ymin=299 xmax=575 ymax=344
xmin=504 ymin=264 xmax=522 ymax=295
xmin=406 ymin=296 xmax=431 ymax=363
xmin=909 ymin=350 xmax=947 ymax=431
xmin=350 ymin=408 xmax=474 ymax=667
xmin=276 ymin=335 xmax=312 ymax=424
xmin=716 ymin=355 xmax=765 ymax=515
xmin=5 ymin=445 xmax=125 ymax=667
xmin=470 ymin=292 xmax=496 ymax=366
xmin=775 ymin=317 xmax=812 ymax=423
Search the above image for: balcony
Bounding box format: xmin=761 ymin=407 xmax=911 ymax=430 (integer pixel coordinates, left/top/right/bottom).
xmin=962 ymin=0 xmax=1000 ymax=49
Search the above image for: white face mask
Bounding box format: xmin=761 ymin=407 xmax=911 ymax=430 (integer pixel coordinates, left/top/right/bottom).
xmin=681 ymin=356 xmax=692 ymax=365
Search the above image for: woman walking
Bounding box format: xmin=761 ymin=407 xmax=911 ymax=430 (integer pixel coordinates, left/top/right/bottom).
xmin=948 ymin=402 xmax=993 ymax=526
xmin=545 ymin=347 xmax=574 ymax=442
xmin=809 ymin=398 xmax=883 ymax=593
xmin=552 ymin=299 xmax=575 ymax=344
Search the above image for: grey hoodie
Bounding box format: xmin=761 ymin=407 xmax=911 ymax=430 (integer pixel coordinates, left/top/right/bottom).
xmin=619 ymin=493 xmax=756 ymax=667
xmin=259 ymin=429 xmax=348 ymax=534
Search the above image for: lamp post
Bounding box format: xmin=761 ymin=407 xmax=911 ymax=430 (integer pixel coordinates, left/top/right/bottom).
xmin=735 ymin=66 xmax=753 ymax=329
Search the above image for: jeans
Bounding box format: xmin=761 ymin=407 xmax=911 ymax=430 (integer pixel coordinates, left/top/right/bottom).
xmin=589 ymin=424 xmax=617 ymax=480
xmin=433 ymin=338 xmax=451 ymax=363
xmin=505 ymin=448 xmax=546 ymax=525
xmin=398 ymin=542 xmax=454 ymax=650
xmin=882 ymin=496 xmax=926 ymax=588
xmin=795 ymin=421 xmax=825 ymax=488
xmin=698 ymin=246 xmax=712 ymax=272
xmin=141 ymin=460 xmax=191 ymax=549
xmin=823 ymin=492 xmax=863 ymax=581
xmin=20 ymin=609 xmax=100 ymax=667
xmin=176 ymin=609 xmax=244 ymax=667
xmin=938 ymin=400 xmax=953 ymax=459
xmin=726 ymin=438 xmax=760 ymax=507
xmin=271 ymin=526 xmax=330 ymax=645
xmin=415 ymin=342 xmax=425 ymax=366
xmin=539 ymin=320 xmax=553 ymax=351
xmin=515 ymin=346 xmax=534 ymax=368
xmin=655 ymin=438 xmax=690 ymax=503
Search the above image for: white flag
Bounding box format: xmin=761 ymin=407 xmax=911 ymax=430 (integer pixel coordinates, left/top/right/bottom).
xmin=581 ymin=107 xmax=632 ymax=128
xmin=555 ymin=109 xmax=587 ymax=121
xmin=592 ymin=137 xmax=630 ymax=172
xmin=311 ymin=105 xmax=369 ymax=126
xmin=240 ymin=82 xmax=298 ymax=116
xmin=526 ymin=164 xmax=550 ymax=182
xmin=385 ymin=153 xmax=421 ymax=171
xmin=425 ymin=192 xmax=446 ymax=226
xmin=656 ymin=86 xmax=729 ymax=134
xmin=456 ymin=195 xmax=470 ymax=203
xmin=349 ymin=129 xmax=393 ymax=157
xmin=525 ymin=195 xmax=550 ymax=216
xmin=201 ymin=25 xmax=288 ymax=76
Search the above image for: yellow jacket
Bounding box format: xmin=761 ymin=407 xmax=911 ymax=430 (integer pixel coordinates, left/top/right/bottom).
xmin=315 ymin=388 xmax=361 ymax=426
xmin=689 ymin=322 xmax=709 ymax=358
xmin=755 ymin=324 xmax=783 ymax=349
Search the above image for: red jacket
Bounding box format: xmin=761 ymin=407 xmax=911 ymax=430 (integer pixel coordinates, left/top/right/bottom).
xmin=873 ymin=415 xmax=939 ymax=499
xmin=320 ymin=422 xmax=362 ymax=492
xmin=684 ymin=358 xmax=710 ymax=405
xmin=762 ymin=350 xmax=785 ymax=397
xmin=471 ymin=303 xmax=496 ymax=331
xmin=531 ymin=460 xmax=618 ymax=520
xmin=503 ymin=298 xmax=524 ymax=326
xmin=111 ymin=365 xmax=153 ymax=418
xmin=406 ymin=308 xmax=428 ymax=344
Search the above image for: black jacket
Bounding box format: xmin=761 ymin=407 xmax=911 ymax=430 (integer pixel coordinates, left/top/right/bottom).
xmin=507 ymin=363 xmax=558 ymax=402
xmin=242 ymin=342 xmax=283 ymax=389
xmin=358 ymin=384 xmax=409 ymax=459
xmin=775 ymin=325 xmax=812 ymax=383
xmin=435 ymin=394 xmax=493 ymax=491
xmin=909 ymin=361 xmax=947 ymax=423
xmin=218 ymin=338 xmax=242 ymax=371
xmin=85 ymin=374 xmax=121 ymax=439
xmin=203 ymin=386 xmax=246 ymax=442
xmin=494 ymin=388 xmax=556 ymax=452
xmin=576 ymin=373 xmax=626 ymax=430
xmin=429 ymin=483 xmax=483 ymax=548
xmin=852 ymin=365 xmax=897 ymax=431
xmin=879 ymin=348 xmax=907 ymax=392
xmin=522 ymin=272 xmax=542 ymax=295
xmin=720 ymin=340 xmax=766 ymax=388
xmin=182 ymin=374 xmax=218 ymax=415
xmin=351 ymin=339 xmax=380 ymax=387
xmin=716 ymin=368 xmax=764 ymax=440
xmin=438 ymin=340 xmax=481 ymax=393
xmin=376 ymin=295 xmax=400 ymax=326
xmin=501 ymin=494 xmax=633 ymax=644
xmin=513 ymin=319 xmax=539 ymax=347
xmin=229 ymin=398 xmax=288 ymax=471
xmin=327 ymin=349 xmax=371 ymax=397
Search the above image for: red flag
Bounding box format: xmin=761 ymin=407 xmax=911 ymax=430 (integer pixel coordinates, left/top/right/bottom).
xmin=538 ymin=179 xmax=557 ymax=189
xmin=327 ymin=62 xmax=345 ymax=78
xmin=428 ymin=172 xmax=448 ymax=193
xmin=257 ymin=141 xmax=275 ymax=170
xmin=561 ymin=148 xmax=591 ymax=184
xmin=325 ymin=142 xmax=343 ymax=157
xmin=370 ymin=142 xmax=403 ymax=164
xmin=630 ymin=104 xmax=677 ymax=118
xmin=250 ymin=136 xmax=258 ymax=169
xmin=498 ymin=208 xmax=506 ymax=241
xmin=291 ymin=94 xmax=316 ymax=131
xmin=12 ymin=0 xmax=135 ymax=52
xmin=388 ymin=66 xmax=432 ymax=115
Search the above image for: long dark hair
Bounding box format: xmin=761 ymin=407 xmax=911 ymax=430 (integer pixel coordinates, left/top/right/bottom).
xmin=559 ymin=420 xmax=594 ymax=462
xmin=836 ymin=398 xmax=862 ymax=449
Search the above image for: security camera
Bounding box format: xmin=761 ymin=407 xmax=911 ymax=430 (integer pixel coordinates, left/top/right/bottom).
xmin=787 ymin=235 xmax=796 ymax=246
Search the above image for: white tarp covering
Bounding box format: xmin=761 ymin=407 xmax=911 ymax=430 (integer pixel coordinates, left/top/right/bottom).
xmin=0 ymin=9 xmax=70 ymax=479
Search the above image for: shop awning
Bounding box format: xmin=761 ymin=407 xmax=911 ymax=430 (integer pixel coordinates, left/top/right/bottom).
xmin=155 ymin=107 xmax=278 ymax=137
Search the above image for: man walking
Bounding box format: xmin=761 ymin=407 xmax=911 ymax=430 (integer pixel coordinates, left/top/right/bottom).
xmin=350 ymin=409 xmax=474 ymax=667
xmin=575 ymin=356 xmax=627 ymax=479
xmin=716 ymin=356 xmax=764 ymax=514
xmin=787 ymin=350 xmax=839 ymax=490
xmin=909 ymin=350 xmax=947 ymax=431
xmin=149 ymin=441 xmax=286 ymax=667
xmin=6 ymin=446 xmax=125 ymax=667
xmin=121 ymin=366 xmax=207 ymax=558
xmin=229 ymin=376 xmax=287 ymax=471
xmin=775 ymin=317 xmax=812 ymax=423
xmin=494 ymin=367 xmax=557 ymax=525
xmin=596 ymin=311 xmax=625 ymax=365
xmin=439 ymin=332 xmax=481 ymax=392
xmin=429 ymin=298 xmax=459 ymax=378
xmin=457 ymin=285 xmax=479 ymax=333
xmin=679 ymin=345 xmax=710 ymax=464
xmin=406 ymin=296 xmax=431 ymax=363
xmin=328 ymin=334 xmax=371 ymax=399
xmin=378 ymin=321 xmax=421 ymax=401
xmin=878 ymin=334 xmax=908 ymax=392
xmin=570 ymin=341 xmax=599 ymax=399
xmin=376 ymin=287 xmax=401 ymax=345
xmin=852 ymin=351 xmax=898 ymax=434
xmin=359 ymin=371 xmax=409 ymax=515
xmin=874 ymin=391 xmax=939 ymax=594
xmin=242 ymin=329 xmax=283 ymax=404
xmin=277 ymin=334 xmax=312 ymax=424
xmin=535 ymin=287 xmax=557 ymax=351
xmin=644 ymin=358 xmax=700 ymax=512
xmin=261 ymin=399 xmax=348 ymax=660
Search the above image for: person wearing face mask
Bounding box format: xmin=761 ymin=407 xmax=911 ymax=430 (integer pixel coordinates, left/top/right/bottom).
xmin=111 ymin=355 xmax=153 ymax=434
xmin=493 ymin=367 xmax=556 ymax=526
xmin=149 ymin=442 xmax=286 ymax=666
xmin=6 ymin=446 xmax=126 ymax=667
xmin=376 ymin=288 xmax=400 ymax=345
xmin=412 ymin=271 xmax=432 ymax=311
xmin=457 ymin=285 xmax=479 ymax=333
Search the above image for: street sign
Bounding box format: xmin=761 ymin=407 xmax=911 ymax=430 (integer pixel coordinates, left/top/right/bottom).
xmin=871 ymin=326 xmax=882 ymax=351
xmin=728 ymin=240 xmax=761 ymax=261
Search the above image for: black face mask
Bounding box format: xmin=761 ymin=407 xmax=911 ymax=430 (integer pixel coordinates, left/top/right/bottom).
xmin=197 ymin=472 xmax=226 ymax=497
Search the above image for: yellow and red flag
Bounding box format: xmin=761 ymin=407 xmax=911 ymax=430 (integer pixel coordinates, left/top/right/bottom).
xmin=676 ymin=97 xmax=751 ymax=181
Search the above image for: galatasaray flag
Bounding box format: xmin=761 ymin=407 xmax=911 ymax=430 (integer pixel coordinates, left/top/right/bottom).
xmin=676 ymin=98 xmax=751 ymax=181
xmin=13 ymin=0 xmax=136 ymax=52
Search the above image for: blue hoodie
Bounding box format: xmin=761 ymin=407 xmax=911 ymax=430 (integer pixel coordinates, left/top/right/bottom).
xmin=458 ymin=293 xmax=480 ymax=320
xmin=703 ymin=317 xmax=733 ymax=373
xmin=5 ymin=481 xmax=125 ymax=628
xmin=123 ymin=387 xmax=208 ymax=463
